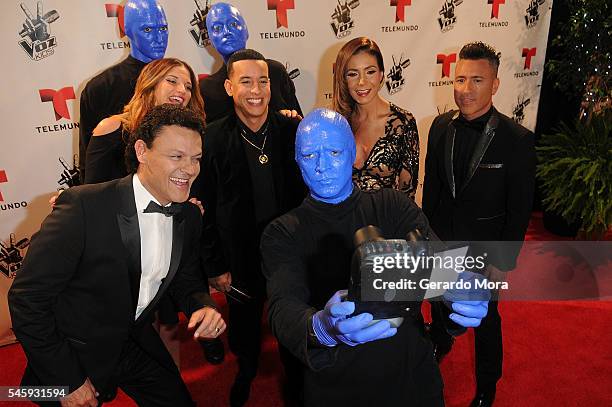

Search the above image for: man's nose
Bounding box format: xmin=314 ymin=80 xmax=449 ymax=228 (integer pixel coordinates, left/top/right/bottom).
xmin=182 ymin=160 xmax=199 ymax=176
xmin=316 ymin=152 xmax=329 ymax=173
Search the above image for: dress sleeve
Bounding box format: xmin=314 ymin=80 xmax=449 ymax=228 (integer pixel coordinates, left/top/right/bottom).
xmin=395 ymin=108 xmax=420 ymax=200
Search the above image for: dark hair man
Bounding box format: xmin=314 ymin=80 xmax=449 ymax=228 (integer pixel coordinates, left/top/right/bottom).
xmin=423 ymin=42 xmax=536 ymax=407
xmin=9 ymin=104 xmax=224 ymax=407
xmin=191 ymin=49 xmax=306 ymax=406
xmin=200 ymin=2 xmax=302 ymax=123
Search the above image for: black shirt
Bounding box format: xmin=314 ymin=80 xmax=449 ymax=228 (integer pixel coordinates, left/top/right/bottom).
xmin=237 ymin=118 xmax=278 ymax=231
xmin=199 ymin=59 xmax=302 ymax=124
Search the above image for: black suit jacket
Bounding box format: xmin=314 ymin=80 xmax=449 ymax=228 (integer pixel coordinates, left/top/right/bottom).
xmin=191 ymin=111 xmax=306 ymax=292
xmin=8 ymin=175 xmax=215 ymax=394
xmin=422 ymin=108 xmax=536 ymax=270
xmin=199 ymin=59 xmax=302 ymax=124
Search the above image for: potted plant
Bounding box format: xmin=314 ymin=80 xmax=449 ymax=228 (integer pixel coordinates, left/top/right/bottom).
xmin=536 ymin=110 xmax=611 ymax=239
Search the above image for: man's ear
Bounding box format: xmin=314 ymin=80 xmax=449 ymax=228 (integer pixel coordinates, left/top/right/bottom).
xmin=135 ymin=139 xmax=148 ymax=164
xmin=224 ymin=79 xmax=233 ymax=97
xmin=492 ymin=77 xmax=500 ymax=96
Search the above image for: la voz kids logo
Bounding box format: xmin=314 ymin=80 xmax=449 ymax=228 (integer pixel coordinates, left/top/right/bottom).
xmin=1 ymin=234 xmax=31 ymax=279
xmin=382 ymin=0 xmax=418 ymax=32
xmin=512 ymin=94 xmax=530 ymax=124
xmin=261 ymin=0 xmax=305 ymax=39
xmin=438 ymin=0 xmax=462 ymax=33
xmin=515 ymin=47 xmax=539 ymax=78
xmin=385 ymin=54 xmax=411 ymax=94
xmin=480 ymin=0 xmax=509 ymax=28
xmin=102 ymin=3 xmax=130 ymax=50
xmin=18 ymin=1 xmax=60 ymax=61
xmin=429 ymin=53 xmax=456 ymax=87
xmin=188 ymin=0 xmax=211 ymax=48
xmin=37 ymin=86 xmax=79 ymax=133
xmin=525 ymin=0 xmax=546 ymax=28
xmin=330 ymin=0 xmax=360 ymax=39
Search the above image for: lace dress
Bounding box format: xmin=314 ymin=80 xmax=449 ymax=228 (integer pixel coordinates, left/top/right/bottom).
xmin=352 ymin=103 xmax=420 ymax=200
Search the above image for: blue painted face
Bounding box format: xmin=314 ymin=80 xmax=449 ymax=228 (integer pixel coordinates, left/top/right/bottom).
xmin=124 ymin=0 xmax=168 ymax=63
xmin=295 ymin=109 xmax=356 ymax=204
xmin=206 ymin=2 xmax=249 ymax=63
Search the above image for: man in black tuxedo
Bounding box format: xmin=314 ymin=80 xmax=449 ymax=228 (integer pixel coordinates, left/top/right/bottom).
xmin=422 ymin=42 xmax=535 ymax=407
xmin=191 ymin=49 xmax=306 ymax=406
xmin=9 ymin=104 xmax=225 ymax=407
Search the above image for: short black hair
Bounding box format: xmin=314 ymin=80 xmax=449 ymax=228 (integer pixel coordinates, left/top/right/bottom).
xmin=226 ymin=48 xmax=267 ymax=78
xmin=459 ymin=42 xmax=501 ymax=74
xmin=125 ymin=104 xmax=206 ymax=173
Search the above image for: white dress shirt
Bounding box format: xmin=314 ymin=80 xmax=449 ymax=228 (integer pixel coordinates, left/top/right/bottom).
xmin=133 ymin=174 xmax=173 ymax=320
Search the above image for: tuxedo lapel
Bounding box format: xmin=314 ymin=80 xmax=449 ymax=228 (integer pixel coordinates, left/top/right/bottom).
xmin=459 ymin=110 xmax=500 ymax=196
xmin=115 ymin=175 xmax=141 ymax=316
xmin=444 ymin=112 xmax=459 ymax=198
xmin=136 ymin=207 xmax=186 ymax=324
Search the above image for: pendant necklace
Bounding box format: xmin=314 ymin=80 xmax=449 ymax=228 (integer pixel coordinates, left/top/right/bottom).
xmin=240 ymin=122 xmax=269 ymax=165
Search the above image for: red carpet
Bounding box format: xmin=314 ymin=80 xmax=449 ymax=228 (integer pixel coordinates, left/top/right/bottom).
xmin=1 ymin=213 xmax=611 ymax=406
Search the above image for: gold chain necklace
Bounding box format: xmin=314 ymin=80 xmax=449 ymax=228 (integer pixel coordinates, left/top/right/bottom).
xmin=240 ymin=122 xmax=269 ymax=165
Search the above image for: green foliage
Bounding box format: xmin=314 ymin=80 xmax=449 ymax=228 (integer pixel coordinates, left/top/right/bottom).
xmin=546 ymin=0 xmax=611 ymax=113
xmin=537 ymin=111 xmax=612 ymax=238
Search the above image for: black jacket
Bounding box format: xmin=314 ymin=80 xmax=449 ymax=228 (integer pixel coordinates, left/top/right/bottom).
xmin=422 ymin=108 xmax=536 ymax=270
xmin=8 ymin=175 xmax=214 ymax=394
xmin=192 ymin=111 xmax=306 ymax=291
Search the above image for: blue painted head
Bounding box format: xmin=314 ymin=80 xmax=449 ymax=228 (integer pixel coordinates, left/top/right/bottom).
xmin=124 ymin=0 xmax=168 ymax=63
xmin=206 ymin=2 xmax=249 ymax=63
xmin=295 ymin=108 xmax=356 ymax=204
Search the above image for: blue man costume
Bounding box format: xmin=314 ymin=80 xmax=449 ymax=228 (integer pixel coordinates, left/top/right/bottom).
xmin=79 ymin=0 xmax=168 ymax=181
xmin=199 ymin=2 xmax=302 ymax=123
xmin=261 ymin=109 xmax=489 ymax=406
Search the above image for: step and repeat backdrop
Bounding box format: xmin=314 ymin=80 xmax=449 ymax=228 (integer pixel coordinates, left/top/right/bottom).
xmin=0 ymin=0 xmax=552 ymax=345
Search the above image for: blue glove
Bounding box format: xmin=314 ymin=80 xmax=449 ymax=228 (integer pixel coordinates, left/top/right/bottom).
xmin=443 ymin=271 xmax=490 ymax=328
xmin=312 ymin=290 xmax=397 ymax=347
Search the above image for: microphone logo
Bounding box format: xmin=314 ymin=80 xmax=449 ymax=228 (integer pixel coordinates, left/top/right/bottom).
xmin=17 ymin=1 xmax=60 ymax=61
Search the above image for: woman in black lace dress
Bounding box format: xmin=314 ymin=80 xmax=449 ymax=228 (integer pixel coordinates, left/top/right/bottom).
xmin=332 ymin=37 xmax=419 ymax=200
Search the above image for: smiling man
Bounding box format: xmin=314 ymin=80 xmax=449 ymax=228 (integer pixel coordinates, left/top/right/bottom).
xmin=199 ymin=2 xmax=302 ymax=123
xmin=9 ymin=105 xmax=224 ymax=407
xmin=191 ymin=49 xmax=306 ymax=406
xmin=423 ymin=42 xmax=535 ymax=407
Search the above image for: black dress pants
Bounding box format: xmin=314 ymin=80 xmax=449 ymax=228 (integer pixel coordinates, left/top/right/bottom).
xmin=227 ymin=294 xmax=265 ymax=379
xmin=474 ymin=300 xmax=503 ymax=391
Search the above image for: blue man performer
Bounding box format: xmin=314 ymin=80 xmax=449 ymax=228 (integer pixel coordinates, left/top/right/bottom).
xmin=200 ymin=2 xmax=302 ymax=123
xmin=79 ymin=0 xmax=168 ymax=181
xmin=261 ymin=109 xmax=489 ymax=406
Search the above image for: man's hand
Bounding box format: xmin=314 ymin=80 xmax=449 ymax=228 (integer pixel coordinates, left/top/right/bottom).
xmin=49 ymin=189 xmax=64 ymax=208
xmin=60 ymin=378 xmax=98 ymax=407
xmin=208 ymin=272 xmax=231 ymax=292
xmin=312 ymin=290 xmax=397 ymax=347
xmin=278 ymin=109 xmax=303 ymax=120
xmin=188 ymin=306 xmax=226 ymax=339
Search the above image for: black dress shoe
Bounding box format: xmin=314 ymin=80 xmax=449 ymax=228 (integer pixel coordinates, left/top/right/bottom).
xmin=230 ymin=374 xmax=253 ymax=407
xmin=200 ymin=338 xmax=224 ymax=365
xmin=470 ymin=388 xmax=496 ymax=407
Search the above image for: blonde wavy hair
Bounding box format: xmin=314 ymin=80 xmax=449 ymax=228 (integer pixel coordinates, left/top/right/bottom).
xmin=119 ymin=58 xmax=205 ymax=134
xmin=332 ymin=37 xmax=385 ymax=128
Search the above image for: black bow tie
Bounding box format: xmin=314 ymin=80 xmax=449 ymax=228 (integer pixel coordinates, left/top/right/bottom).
xmin=143 ymin=201 xmax=182 ymax=217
